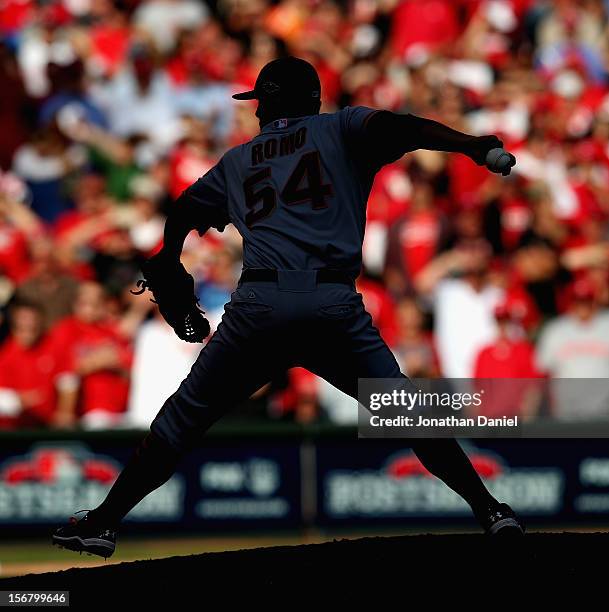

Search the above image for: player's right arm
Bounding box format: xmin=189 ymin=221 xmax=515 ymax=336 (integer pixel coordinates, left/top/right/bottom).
xmin=160 ymin=160 xmax=230 ymax=261
xmin=348 ymin=108 xmax=514 ymax=174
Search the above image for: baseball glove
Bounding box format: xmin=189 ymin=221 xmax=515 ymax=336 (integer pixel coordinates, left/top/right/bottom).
xmin=131 ymin=252 xmax=210 ymax=343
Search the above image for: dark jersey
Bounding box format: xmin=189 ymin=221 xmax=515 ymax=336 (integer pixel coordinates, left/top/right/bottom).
xmin=185 ymin=106 xmax=380 ymax=278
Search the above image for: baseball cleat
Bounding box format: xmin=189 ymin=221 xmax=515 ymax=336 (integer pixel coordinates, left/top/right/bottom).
xmin=52 ymin=510 xmax=116 ymax=558
xmin=479 ymin=503 xmax=525 ymax=536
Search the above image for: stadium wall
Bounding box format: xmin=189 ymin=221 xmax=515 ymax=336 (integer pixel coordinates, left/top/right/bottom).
xmin=1 ymin=425 xmax=608 ymax=533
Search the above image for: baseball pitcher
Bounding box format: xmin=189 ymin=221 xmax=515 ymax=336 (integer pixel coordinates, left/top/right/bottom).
xmin=53 ymin=57 xmax=521 ymax=557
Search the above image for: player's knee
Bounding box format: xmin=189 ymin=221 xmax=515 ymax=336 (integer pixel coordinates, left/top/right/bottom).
xmin=150 ymin=387 xmax=223 ymax=453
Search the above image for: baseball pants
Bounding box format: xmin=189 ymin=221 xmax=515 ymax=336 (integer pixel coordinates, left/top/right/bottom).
xmin=151 ymin=270 xmax=409 ymax=450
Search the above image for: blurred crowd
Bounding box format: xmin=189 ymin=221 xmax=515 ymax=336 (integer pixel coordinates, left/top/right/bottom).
xmin=1 ymin=0 xmax=609 ymax=430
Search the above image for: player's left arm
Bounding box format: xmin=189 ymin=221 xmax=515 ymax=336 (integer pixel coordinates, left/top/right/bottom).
xmin=133 ymin=160 xmax=230 ymax=342
xmin=160 ymin=160 xmax=230 ymax=261
xmin=158 ymin=194 xmax=210 ymax=261
xmin=362 ymin=111 xmax=515 ymax=175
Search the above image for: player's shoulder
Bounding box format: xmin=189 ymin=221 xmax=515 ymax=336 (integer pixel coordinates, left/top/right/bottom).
xmin=336 ymin=105 xmax=379 ymax=118
xmin=211 ymin=142 xmax=251 ymax=173
xmin=337 ymin=105 xmax=381 ymax=132
xmin=318 ymin=105 xmax=379 ymax=130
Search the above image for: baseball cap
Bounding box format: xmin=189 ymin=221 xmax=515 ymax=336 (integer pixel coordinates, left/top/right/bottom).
xmin=494 ymin=295 xmax=529 ymax=321
xmin=232 ymin=56 xmax=321 ymax=102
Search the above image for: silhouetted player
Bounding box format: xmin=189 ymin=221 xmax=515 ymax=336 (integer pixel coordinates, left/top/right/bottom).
xmin=53 ymin=57 xmax=522 ymax=557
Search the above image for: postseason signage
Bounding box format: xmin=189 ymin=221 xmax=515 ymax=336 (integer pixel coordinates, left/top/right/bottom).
xmin=0 ymin=443 xmax=185 ymax=525
xmin=316 ymin=438 xmax=609 ymax=525
xmin=1 ymin=432 xmax=609 ymax=531
xmin=316 ymin=440 xmax=565 ymax=524
xmin=0 ymin=441 xmax=302 ymax=531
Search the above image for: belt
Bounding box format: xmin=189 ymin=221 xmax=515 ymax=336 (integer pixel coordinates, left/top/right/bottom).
xmin=240 ymin=268 xmax=353 ymax=286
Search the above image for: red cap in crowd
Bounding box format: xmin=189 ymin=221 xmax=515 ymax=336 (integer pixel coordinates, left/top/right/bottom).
xmin=570 ymin=277 xmax=597 ymax=302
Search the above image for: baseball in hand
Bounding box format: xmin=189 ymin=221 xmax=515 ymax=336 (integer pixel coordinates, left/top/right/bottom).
xmin=485 ymin=148 xmax=514 ymax=174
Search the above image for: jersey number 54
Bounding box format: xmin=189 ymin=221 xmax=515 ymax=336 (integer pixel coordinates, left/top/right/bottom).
xmin=243 ymin=151 xmax=333 ymax=227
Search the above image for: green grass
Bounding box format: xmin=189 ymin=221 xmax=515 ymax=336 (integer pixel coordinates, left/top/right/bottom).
xmin=0 ymin=533 xmax=333 ymax=576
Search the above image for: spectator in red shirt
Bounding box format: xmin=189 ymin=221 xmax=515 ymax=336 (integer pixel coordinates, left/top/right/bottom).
xmin=385 ymin=179 xmax=448 ymax=295
xmin=0 ymin=190 xmax=40 ymax=283
xmin=270 ymin=367 xmax=320 ymax=425
xmin=390 ymin=0 xmax=460 ymax=61
xmin=475 ymin=299 xmax=540 ymax=378
xmin=50 ymin=281 xmax=132 ymax=429
xmin=366 ymin=161 xmax=411 ymax=227
xmin=0 ymin=213 xmax=29 ymax=283
xmin=0 ymin=301 xmax=65 ymax=428
xmin=168 ymin=117 xmax=217 ymax=200
xmin=356 ymin=275 xmax=398 ymax=347
xmin=89 ymin=4 xmax=131 ymax=77
xmin=53 ymin=173 xmax=117 ymax=272
xmin=473 ymin=298 xmax=542 ymax=420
